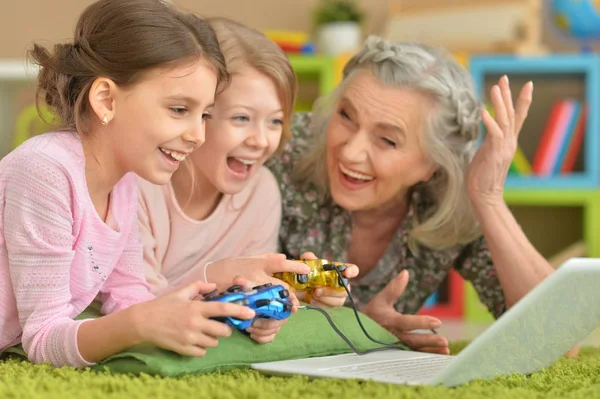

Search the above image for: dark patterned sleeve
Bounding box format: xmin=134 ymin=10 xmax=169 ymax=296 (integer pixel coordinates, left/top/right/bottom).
xmin=453 ymin=236 xmax=507 ymax=319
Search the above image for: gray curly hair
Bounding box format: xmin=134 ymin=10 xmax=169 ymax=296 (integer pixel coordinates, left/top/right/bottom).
xmin=293 ymin=35 xmax=483 ymax=254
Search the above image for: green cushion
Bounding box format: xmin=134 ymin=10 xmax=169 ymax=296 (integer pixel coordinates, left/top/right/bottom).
xmin=3 ymin=306 xmax=397 ymax=377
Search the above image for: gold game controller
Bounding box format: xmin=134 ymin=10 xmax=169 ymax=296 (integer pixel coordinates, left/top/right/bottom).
xmin=273 ymin=259 xmax=349 ymax=302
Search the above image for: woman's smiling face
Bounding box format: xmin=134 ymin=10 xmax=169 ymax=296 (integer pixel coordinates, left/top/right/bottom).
xmin=326 ymin=70 xmax=436 ymax=212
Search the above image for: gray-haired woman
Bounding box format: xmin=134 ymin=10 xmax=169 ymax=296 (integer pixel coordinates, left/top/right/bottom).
xmin=267 ymin=36 xmax=556 ymax=355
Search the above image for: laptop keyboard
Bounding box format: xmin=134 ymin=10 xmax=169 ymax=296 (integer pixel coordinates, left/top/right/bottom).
xmin=320 ymin=356 xmax=453 ymax=382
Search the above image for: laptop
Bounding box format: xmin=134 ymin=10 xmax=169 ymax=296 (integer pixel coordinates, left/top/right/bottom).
xmin=251 ymin=257 xmax=600 ymax=387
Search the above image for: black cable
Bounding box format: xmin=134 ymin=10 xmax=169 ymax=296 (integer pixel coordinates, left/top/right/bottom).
xmin=332 ymin=267 xmax=411 ymax=350
xmin=301 ymin=305 xmax=408 ymax=355
xmin=293 ymin=262 xmax=440 ymax=355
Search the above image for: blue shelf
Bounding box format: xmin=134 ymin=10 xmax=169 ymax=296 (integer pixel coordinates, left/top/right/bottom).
xmin=505 ymin=173 xmax=595 ymax=189
xmin=469 ymin=53 xmax=600 ymax=74
xmin=470 ymin=53 xmax=600 ymax=190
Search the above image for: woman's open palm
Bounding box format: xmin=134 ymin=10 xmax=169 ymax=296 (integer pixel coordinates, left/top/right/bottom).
xmin=467 ymin=76 xmax=533 ymax=208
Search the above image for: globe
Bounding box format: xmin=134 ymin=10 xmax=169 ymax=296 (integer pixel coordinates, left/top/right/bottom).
xmin=550 ymin=0 xmax=600 ymax=41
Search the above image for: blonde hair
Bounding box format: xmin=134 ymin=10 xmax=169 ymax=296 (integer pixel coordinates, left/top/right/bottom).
xmin=294 ymin=36 xmax=482 ymax=254
xmin=180 ymin=17 xmax=298 ymax=209
xmin=207 ymin=17 xmax=297 ymax=151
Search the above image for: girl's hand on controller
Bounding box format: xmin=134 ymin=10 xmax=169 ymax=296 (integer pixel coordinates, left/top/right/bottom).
xmin=130 ymin=280 xmax=256 ymax=358
xmin=205 ymin=253 xmax=311 ymax=294
xmin=233 ymin=276 xmax=290 ymax=344
xmin=297 ymin=252 xmax=359 ymax=308
xmin=246 ymin=317 xmax=288 ymax=344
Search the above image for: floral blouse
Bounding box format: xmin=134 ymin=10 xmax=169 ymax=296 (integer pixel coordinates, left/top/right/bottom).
xmin=267 ymin=112 xmax=507 ymax=319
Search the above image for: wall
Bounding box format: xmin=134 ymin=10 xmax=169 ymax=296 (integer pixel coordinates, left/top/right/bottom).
xmin=0 ymin=0 xmax=388 ymax=59
xmin=0 ymin=0 xmax=592 ymax=59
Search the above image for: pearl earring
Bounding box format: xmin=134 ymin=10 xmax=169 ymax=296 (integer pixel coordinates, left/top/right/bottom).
xmin=101 ymin=114 xmax=109 ymax=125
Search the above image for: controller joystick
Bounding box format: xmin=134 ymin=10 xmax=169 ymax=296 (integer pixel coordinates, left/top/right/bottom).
xmin=252 ymin=283 xmax=273 ymax=290
xmin=273 ymin=259 xmax=350 ymax=302
xmin=225 ymin=285 xmax=243 ymax=294
xmin=203 ymin=284 xmax=293 ymax=330
xmin=202 ymin=289 xmax=219 ymax=301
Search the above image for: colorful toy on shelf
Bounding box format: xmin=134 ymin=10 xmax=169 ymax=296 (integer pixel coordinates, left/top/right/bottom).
xmin=422 ymin=291 xmax=438 ymax=308
xmin=470 ymin=53 xmax=600 ymax=189
xmin=549 ymin=0 xmax=600 ymax=51
xmin=418 ymin=269 xmax=464 ymax=319
xmin=512 ymin=147 xmax=534 ymax=175
xmin=263 ymin=30 xmax=315 ymax=55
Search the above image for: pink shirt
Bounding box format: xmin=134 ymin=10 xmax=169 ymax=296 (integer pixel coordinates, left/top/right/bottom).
xmin=137 ymin=167 xmax=281 ymax=295
xmin=0 ymin=132 xmax=154 ymax=367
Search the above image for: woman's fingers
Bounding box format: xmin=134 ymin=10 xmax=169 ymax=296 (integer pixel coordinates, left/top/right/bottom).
xmin=385 ymin=313 xmax=442 ymax=332
xmin=418 ymin=346 xmax=451 ymax=355
xmin=490 ymin=84 xmax=509 ymax=136
xmin=514 ymin=81 xmax=534 ymax=136
xmin=498 ymin=75 xmax=515 ymax=130
xmin=396 ymin=332 xmax=448 ymax=351
xmin=368 ymin=270 xmax=410 ymax=308
xmin=481 ymin=107 xmax=503 ymax=141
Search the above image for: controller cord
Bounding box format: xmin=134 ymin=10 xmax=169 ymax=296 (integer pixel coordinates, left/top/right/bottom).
xmin=299 ymin=267 xmax=413 ymax=354
xmin=299 ymin=305 xmax=409 ymax=355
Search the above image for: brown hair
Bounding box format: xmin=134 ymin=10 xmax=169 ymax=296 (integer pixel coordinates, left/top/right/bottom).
xmin=29 ymin=0 xmax=230 ymax=135
xmin=207 ymin=17 xmax=297 ymax=150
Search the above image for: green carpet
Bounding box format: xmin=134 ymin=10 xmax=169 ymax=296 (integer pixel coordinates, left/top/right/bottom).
xmin=2 ymin=342 xmax=600 ymax=399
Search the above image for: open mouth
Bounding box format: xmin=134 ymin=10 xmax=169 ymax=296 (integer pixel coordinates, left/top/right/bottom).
xmin=159 ymin=147 xmax=189 ymax=164
xmin=339 ymin=163 xmax=376 ymax=189
xmin=226 ymin=157 xmax=257 ymax=178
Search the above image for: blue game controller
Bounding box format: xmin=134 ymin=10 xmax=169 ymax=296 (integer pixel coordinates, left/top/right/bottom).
xmin=203 ymin=283 xmax=293 ymax=330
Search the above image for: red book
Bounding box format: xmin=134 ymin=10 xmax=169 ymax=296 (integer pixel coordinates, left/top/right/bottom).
xmin=560 ymin=106 xmax=586 ymax=174
xmin=532 ymin=101 xmax=567 ymax=174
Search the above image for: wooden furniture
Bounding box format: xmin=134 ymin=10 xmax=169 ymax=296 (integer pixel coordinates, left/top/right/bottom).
xmin=384 ymin=0 xmax=547 ymax=55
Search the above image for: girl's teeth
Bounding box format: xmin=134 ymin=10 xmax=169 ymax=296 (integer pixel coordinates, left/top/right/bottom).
xmin=160 ymin=147 xmax=188 ymax=162
xmin=339 ymin=164 xmax=374 ymax=181
xmin=234 ymin=157 xmax=256 ymax=166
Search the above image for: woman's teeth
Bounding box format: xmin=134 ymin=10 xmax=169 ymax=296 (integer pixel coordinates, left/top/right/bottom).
xmin=339 ymin=164 xmax=374 ymax=181
xmin=160 ymin=147 xmax=188 ymax=162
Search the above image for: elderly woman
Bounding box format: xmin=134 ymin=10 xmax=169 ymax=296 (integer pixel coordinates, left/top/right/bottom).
xmin=267 ymin=36 xmax=555 ymax=355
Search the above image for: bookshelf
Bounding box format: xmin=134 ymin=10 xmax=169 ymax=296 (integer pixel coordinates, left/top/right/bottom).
xmin=287 ymin=55 xmax=336 ymax=95
xmin=287 ymin=52 xmax=355 ymax=110
xmin=469 ymin=54 xmax=600 ymax=189
xmin=460 ymin=53 xmax=600 ymax=322
xmin=287 ymin=55 xmax=336 ymax=112
xmin=420 ymin=53 xmax=600 ymax=322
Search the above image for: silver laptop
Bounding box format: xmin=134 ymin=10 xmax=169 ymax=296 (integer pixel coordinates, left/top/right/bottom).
xmin=252 ymin=257 xmax=600 ymax=387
